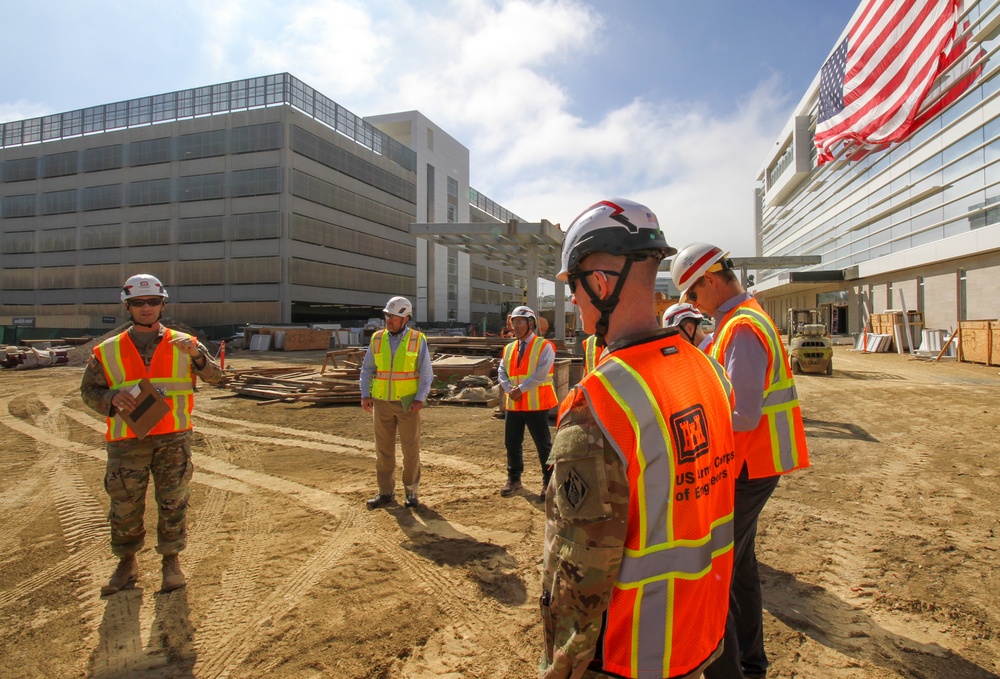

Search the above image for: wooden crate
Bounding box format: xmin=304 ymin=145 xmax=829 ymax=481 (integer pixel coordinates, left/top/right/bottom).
xmin=959 ymin=320 xmax=996 ymax=365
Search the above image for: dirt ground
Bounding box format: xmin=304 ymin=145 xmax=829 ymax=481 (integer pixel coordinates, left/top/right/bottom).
xmin=1 ymin=345 xmax=998 ymax=679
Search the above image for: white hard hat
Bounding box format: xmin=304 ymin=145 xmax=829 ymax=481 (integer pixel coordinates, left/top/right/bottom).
xmin=670 ymin=242 xmax=732 ymax=295
xmin=510 ymin=305 xmax=536 ymax=320
xmin=121 ymin=274 xmax=168 ymax=302
xmin=558 ymin=198 xmax=676 ymax=282
xmin=662 ymin=302 xmax=703 ymax=329
xmin=383 ymin=296 xmax=413 ymax=318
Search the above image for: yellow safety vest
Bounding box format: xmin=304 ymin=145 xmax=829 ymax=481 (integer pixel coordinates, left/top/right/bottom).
xmin=369 ymin=328 xmax=426 ymax=401
xmin=583 ymin=334 xmax=600 ymax=374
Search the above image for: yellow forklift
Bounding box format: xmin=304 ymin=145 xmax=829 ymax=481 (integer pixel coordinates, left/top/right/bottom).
xmin=787 ymin=308 xmax=833 ymax=375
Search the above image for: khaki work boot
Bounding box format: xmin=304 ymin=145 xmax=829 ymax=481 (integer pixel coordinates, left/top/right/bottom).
xmin=101 ymin=555 xmax=139 ymax=596
xmin=161 ymin=554 xmax=187 ymax=593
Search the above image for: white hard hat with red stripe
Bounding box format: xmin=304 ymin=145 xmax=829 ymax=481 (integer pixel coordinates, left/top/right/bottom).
xmin=661 ymin=302 xmax=704 ymax=329
xmin=510 ymin=305 xmax=536 ymax=320
xmin=121 ymin=274 xmax=168 ymax=302
xmin=670 ymin=242 xmax=732 ymax=294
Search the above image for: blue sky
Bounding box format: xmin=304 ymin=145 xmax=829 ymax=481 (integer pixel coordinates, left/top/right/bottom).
xmin=2 ymin=0 xmax=859 ymax=258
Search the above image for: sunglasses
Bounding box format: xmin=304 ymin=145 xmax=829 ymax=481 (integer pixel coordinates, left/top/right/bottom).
xmin=128 ymin=298 xmax=163 ymax=308
xmin=568 ymin=269 xmax=621 ymax=294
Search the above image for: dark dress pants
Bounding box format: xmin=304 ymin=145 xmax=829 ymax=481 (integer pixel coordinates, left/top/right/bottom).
xmin=504 ymin=409 xmax=552 ymax=485
xmin=705 ymin=464 xmax=780 ymax=679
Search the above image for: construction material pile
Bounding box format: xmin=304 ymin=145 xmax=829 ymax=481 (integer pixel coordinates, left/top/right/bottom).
xmin=222 ymin=346 xmax=502 ymax=406
xmin=1 ymin=345 xmax=71 ymax=370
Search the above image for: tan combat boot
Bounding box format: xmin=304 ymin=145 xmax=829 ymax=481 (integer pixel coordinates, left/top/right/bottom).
xmin=161 ymin=554 xmax=187 ymax=593
xmin=101 ymin=555 xmax=139 ymax=596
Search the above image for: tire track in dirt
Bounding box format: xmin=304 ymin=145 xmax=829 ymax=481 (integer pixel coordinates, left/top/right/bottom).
xmin=0 ymin=390 xmax=109 ymax=613
xmin=365 ymin=510 xmax=533 ymax=677
xmin=192 ymin=511 xmax=363 ymax=678
xmin=194 ymin=411 xmax=486 ymax=476
xmin=3 ymin=380 xmax=524 ymax=677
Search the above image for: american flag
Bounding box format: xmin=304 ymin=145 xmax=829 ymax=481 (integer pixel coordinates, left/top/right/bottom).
xmin=814 ymin=0 xmax=983 ymax=165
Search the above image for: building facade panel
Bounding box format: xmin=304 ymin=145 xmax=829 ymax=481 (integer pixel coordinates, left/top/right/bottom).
xmin=1 ymin=73 xmax=524 ymax=333
xmin=753 ymin=1 xmax=1000 ymax=335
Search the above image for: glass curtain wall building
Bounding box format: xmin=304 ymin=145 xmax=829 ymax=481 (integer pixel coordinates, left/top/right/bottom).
xmin=754 ymin=1 xmax=1000 ymax=335
xmin=0 ymin=74 xmax=524 ymax=334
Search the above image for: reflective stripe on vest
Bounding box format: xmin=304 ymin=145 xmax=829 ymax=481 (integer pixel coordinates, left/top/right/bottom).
xmin=370 ymin=328 xmax=425 ymax=401
xmin=95 ymin=328 xmax=194 ymax=441
xmin=502 ymin=335 xmax=557 ymax=411
xmin=583 ymin=335 xmax=599 ymax=374
xmin=711 ymin=299 xmax=809 ymax=477
xmin=571 ymin=334 xmax=737 ymax=678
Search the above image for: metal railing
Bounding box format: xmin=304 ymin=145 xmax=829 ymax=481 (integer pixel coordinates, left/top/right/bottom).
xmin=1 ymin=73 xmax=416 ymax=173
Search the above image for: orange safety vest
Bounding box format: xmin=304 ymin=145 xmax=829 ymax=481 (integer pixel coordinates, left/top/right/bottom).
xmin=95 ymin=328 xmax=195 ymax=441
xmin=502 ymin=335 xmax=558 ymax=411
xmin=711 ymin=297 xmax=809 ymax=478
xmin=558 ymin=331 xmax=737 ymax=678
xmin=583 ymin=334 xmax=600 ymax=374
xmin=369 ymin=328 xmax=426 ymax=401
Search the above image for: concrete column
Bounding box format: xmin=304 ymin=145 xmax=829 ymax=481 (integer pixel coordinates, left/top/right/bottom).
xmin=554 ymin=278 xmax=566 ymax=341
xmin=526 ymin=246 xmax=539 ymax=313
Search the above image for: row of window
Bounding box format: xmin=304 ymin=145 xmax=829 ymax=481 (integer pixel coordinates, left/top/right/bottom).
xmin=0 ymin=122 xmax=282 ymax=182
xmin=289 ymin=212 xmax=414 ymax=263
xmin=1 ymin=211 xmax=281 ymax=254
xmin=288 ymin=257 xmax=415 ymax=297
xmin=1 ymin=168 xmax=281 ymax=217
xmin=1 ymin=257 xmax=280 ymax=290
xmin=290 ymin=124 xmax=416 ymax=204
xmin=290 ymin=169 xmax=415 ymax=232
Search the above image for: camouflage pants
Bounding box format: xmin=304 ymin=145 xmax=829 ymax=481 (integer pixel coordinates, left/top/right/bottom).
xmin=103 ymin=431 xmax=194 ymax=558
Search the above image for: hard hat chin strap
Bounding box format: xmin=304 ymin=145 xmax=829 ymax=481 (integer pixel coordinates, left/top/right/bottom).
xmin=577 ymin=258 xmax=635 ymax=348
xmin=128 ymin=307 xmax=162 ymax=329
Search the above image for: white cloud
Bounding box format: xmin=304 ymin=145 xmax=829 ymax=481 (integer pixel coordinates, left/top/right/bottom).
xmin=188 ymin=0 xmax=792 ymax=257
xmin=0 ymin=101 xmax=53 ymax=125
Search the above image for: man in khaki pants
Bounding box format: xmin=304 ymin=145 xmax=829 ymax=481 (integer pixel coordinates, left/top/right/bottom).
xmin=359 ymin=296 xmax=434 ymax=510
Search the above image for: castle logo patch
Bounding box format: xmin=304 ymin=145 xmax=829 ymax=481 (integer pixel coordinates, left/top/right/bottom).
xmin=671 ymin=405 xmax=710 ymax=464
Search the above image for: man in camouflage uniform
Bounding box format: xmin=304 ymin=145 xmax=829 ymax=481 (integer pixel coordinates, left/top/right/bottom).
xmin=81 ymin=274 xmax=223 ymax=596
xmin=540 ymin=199 xmax=738 ymax=679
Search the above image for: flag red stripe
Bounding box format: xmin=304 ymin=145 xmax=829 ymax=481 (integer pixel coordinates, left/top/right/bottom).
xmin=814 ymin=0 xmax=981 ymax=165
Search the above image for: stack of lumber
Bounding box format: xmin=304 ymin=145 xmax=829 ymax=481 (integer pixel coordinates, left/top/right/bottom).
xmin=225 ymin=353 xmax=501 ymax=405
xmin=224 ymin=366 xmax=362 ymax=405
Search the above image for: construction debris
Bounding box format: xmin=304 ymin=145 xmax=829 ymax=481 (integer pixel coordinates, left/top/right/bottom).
xmin=439 ymin=375 xmax=501 ymax=407
xmin=1 ymin=345 xmax=71 ymax=370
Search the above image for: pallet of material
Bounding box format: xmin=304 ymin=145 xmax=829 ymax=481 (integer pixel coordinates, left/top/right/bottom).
xmin=853 ymin=333 xmax=894 ymax=352
xmin=431 ymin=354 xmax=497 ymax=390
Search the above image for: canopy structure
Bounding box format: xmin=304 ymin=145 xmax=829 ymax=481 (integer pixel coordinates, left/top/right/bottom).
xmin=410 ymin=219 xmax=568 ymax=338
